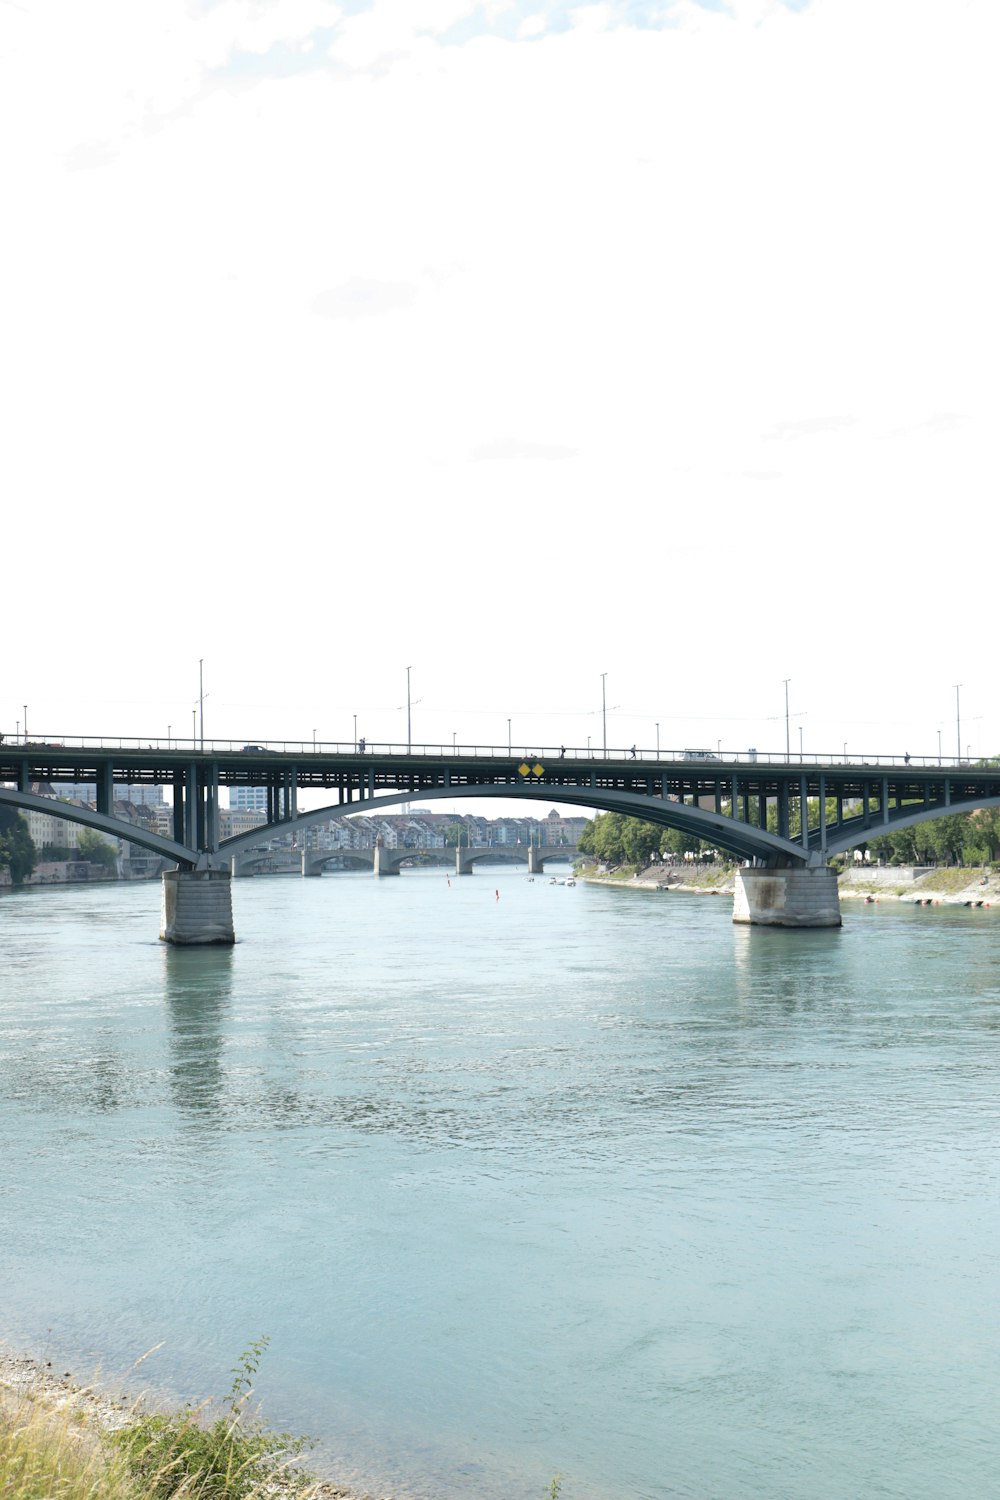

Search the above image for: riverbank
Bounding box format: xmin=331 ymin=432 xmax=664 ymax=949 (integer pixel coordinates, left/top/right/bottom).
xmin=0 ymin=1345 xmax=366 ymax=1500
xmin=578 ymin=861 xmax=734 ymax=895
xmin=579 ymin=861 xmax=1000 ymax=905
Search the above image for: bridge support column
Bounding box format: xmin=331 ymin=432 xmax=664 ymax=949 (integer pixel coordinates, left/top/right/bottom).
xmin=733 ymin=864 xmax=841 ymax=928
xmin=160 ymin=869 xmax=235 ymax=945
xmin=527 ymin=847 xmax=543 ymax=875
xmin=373 ymin=843 xmax=400 ymax=877
xmin=455 ymin=848 xmax=474 ymax=875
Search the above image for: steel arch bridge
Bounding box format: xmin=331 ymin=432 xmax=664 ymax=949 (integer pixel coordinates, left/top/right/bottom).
xmin=2 ymin=741 xmax=999 ymax=871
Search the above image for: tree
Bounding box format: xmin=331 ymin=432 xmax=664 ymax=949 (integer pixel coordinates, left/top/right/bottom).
xmin=76 ymin=829 xmax=118 ymax=868
xmin=578 ymin=813 xmax=714 ymax=867
xmin=0 ymin=807 xmax=36 ymax=884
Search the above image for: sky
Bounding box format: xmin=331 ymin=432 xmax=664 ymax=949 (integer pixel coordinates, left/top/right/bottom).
xmin=3 ymin=0 xmax=998 ymax=775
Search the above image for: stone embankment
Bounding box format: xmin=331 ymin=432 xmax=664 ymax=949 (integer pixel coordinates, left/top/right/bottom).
xmin=581 ymin=862 xmax=999 ymax=906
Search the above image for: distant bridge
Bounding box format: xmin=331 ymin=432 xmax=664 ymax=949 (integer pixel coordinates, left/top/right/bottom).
xmin=3 ymin=736 xmax=999 ymax=935
xmin=232 ymin=842 xmax=579 ymax=878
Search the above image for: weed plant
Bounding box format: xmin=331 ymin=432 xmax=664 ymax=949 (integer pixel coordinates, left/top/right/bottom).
xmin=110 ymin=1338 xmax=312 ymax=1499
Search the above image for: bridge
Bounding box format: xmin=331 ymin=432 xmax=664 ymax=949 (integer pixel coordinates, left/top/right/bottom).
xmin=231 ymin=842 xmax=578 ymax=878
xmin=2 ymin=736 xmax=999 ymax=938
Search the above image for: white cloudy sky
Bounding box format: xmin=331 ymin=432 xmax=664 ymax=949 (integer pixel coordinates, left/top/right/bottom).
xmin=3 ymin=0 xmax=998 ymax=765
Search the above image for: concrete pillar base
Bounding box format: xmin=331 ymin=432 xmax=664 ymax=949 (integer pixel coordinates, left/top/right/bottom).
xmin=733 ymin=864 xmax=841 ymax=928
xmin=160 ymin=869 xmax=236 ymax=944
xmin=373 ymin=846 xmax=400 ymax=877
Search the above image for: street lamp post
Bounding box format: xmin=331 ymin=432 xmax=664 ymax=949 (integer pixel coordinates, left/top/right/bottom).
xmin=799 ymin=726 xmax=803 ymax=760
xmin=601 ymin=672 xmax=607 ymax=756
xmin=937 ymin=728 xmax=942 ymax=765
xmin=843 ymin=742 xmax=848 ymax=762
xmin=312 ymin=728 xmax=317 ymax=751
xmin=655 ymin=722 xmax=660 ymax=758
xmin=167 ymin=725 xmax=171 ymax=748
xmin=783 ymin=678 xmax=791 ymax=760
xmin=23 ymin=705 xmax=27 ymax=741
xmin=406 ymin=666 xmax=412 ymax=752
xmin=353 ymin=713 xmax=357 ymax=749
xmin=507 ymin=718 xmax=512 ymax=754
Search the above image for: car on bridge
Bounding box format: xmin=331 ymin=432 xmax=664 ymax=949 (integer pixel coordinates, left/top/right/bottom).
xmin=683 ymin=748 xmax=719 ymax=760
xmin=241 ymin=745 xmax=266 ymax=753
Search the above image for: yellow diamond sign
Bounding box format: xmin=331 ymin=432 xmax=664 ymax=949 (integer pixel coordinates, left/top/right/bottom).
xmin=518 ymin=762 xmax=531 ymax=777
xmin=533 ymin=762 xmax=545 ymax=776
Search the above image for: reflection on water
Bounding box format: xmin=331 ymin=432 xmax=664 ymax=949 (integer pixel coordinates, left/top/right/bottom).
xmin=2 ymin=875 xmax=1000 ymax=1500
xmin=163 ymin=947 xmax=233 ymax=1122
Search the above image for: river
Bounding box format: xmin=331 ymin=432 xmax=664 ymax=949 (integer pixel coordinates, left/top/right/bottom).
xmin=1 ymin=869 xmax=999 ymax=1500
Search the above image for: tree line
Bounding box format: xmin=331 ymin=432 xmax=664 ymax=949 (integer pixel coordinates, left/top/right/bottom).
xmin=578 ymin=812 xmax=713 ymax=867
xmin=577 ymin=802 xmax=1000 ymax=871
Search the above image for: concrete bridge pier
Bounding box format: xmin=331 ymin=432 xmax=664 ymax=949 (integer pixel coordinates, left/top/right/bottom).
xmin=733 ymin=860 xmax=841 ymax=928
xmin=455 ymin=848 xmax=475 ymax=875
xmin=160 ymin=869 xmax=236 ymax=944
xmin=373 ymin=842 xmax=400 ymax=877
xmin=527 ymin=847 xmax=544 ymax=876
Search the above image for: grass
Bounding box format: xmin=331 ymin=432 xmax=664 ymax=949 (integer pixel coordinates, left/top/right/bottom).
xmin=912 ymin=867 xmax=989 ymax=896
xmin=0 ymin=1395 xmax=135 ymax=1500
xmin=2 ymin=1343 xmax=568 ymax=1500
xmin=1 ymin=1341 xmax=315 ymax=1500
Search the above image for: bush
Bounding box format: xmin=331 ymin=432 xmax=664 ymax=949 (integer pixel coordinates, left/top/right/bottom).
xmin=110 ymin=1339 xmax=312 ymax=1500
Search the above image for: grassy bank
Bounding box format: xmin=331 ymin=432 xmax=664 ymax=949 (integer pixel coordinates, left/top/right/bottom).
xmin=0 ymin=1343 xmax=345 ymax=1500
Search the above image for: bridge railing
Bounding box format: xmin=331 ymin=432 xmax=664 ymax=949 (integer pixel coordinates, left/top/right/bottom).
xmin=0 ymin=732 xmax=987 ymax=770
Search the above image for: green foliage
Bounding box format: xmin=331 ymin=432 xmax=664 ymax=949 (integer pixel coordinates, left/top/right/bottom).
xmin=579 ymin=812 xmax=712 ymax=866
xmin=0 ymin=806 xmax=35 ymax=883
xmin=443 ymin=821 xmax=467 ymax=847
xmin=868 ymin=807 xmax=1000 ymax=866
xmin=76 ymin=830 xmax=118 ymax=868
xmin=111 ymin=1338 xmax=312 ymax=1500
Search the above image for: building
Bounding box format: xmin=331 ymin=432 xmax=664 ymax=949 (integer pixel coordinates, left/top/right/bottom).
xmin=229 ymin=786 xmax=269 ymax=814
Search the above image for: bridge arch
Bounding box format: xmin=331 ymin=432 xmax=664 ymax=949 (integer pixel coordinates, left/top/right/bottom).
xmin=0 ymin=787 xmax=195 ymax=867
xmin=221 ymin=782 xmax=806 ymax=866
xmin=820 ymin=795 xmax=1000 ymax=859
